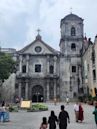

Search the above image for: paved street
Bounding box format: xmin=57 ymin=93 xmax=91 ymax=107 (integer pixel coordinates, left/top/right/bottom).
xmin=0 ymin=103 xmax=96 ymax=129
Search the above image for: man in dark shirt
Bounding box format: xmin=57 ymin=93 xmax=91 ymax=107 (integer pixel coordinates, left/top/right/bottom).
xmin=58 ymin=105 xmax=70 ymax=129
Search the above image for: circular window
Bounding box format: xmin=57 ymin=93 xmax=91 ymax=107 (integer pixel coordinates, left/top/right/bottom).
xmin=35 ymin=46 xmax=42 ymax=53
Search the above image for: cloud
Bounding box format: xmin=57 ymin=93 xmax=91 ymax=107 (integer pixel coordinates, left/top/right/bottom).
xmin=0 ymin=0 xmax=41 ymax=48
xmin=0 ymin=0 xmax=97 ymax=50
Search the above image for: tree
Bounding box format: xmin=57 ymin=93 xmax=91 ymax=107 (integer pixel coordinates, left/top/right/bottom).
xmin=0 ymin=52 xmax=16 ymax=82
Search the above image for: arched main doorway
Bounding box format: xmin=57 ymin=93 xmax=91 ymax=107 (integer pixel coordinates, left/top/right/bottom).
xmin=32 ymin=85 xmax=44 ymax=102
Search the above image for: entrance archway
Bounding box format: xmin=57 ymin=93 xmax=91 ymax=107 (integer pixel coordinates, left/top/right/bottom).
xmin=32 ymin=85 xmax=44 ymax=102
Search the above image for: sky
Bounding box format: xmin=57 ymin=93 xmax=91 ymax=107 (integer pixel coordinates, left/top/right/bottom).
xmin=0 ymin=0 xmax=97 ymax=50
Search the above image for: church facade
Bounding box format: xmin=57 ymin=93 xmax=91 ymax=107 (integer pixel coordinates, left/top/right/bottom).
xmin=15 ymin=13 xmax=84 ymax=102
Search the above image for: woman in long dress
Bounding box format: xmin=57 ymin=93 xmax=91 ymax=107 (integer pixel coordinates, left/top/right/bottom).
xmin=78 ymin=104 xmax=84 ymax=122
xmin=48 ymin=111 xmax=58 ymax=129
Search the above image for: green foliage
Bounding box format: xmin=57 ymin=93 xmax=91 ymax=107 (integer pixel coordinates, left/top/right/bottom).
xmin=86 ymin=95 xmax=97 ymax=105
xmin=28 ymin=103 xmax=48 ymax=112
xmin=9 ymin=105 xmax=18 ymax=112
xmin=86 ymin=95 xmax=97 ymax=101
xmin=78 ymin=96 xmax=84 ymax=102
xmin=78 ymin=94 xmax=97 ymax=103
xmin=0 ymin=52 xmax=16 ymax=81
xmin=92 ymin=96 xmax=97 ymax=101
xmin=88 ymin=95 xmax=93 ymax=101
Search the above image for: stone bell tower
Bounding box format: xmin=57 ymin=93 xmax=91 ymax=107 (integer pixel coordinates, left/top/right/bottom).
xmin=59 ymin=13 xmax=84 ymax=99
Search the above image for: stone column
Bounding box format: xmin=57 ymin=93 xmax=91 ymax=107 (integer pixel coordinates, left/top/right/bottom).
xmin=26 ymin=55 xmax=29 ymax=73
xmin=54 ymin=79 xmax=57 ymax=99
xmin=47 ymin=80 xmax=50 ymax=101
xmin=54 ymin=56 xmax=57 ymax=75
xmin=18 ymin=82 xmax=22 ymax=99
xmin=47 ymin=56 xmax=50 ymax=74
xmin=19 ymin=55 xmax=22 ymax=73
xmin=25 ymin=80 xmax=28 ymax=100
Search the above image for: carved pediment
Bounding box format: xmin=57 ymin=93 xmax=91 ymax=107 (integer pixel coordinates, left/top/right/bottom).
xmin=18 ymin=35 xmax=59 ymax=55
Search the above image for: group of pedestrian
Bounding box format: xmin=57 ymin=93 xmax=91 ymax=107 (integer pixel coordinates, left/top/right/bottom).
xmin=74 ymin=102 xmax=84 ymax=123
xmin=40 ymin=105 xmax=70 ymax=129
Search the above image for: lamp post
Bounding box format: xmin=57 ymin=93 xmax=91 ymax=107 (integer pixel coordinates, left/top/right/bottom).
xmin=77 ymin=77 xmax=80 ymax=93
xmin=36 ymin=92 xmax=40 ymax=103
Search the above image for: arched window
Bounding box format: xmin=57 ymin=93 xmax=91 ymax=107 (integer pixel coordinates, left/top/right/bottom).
xmin=49 ymin=65 xmax=54 ymax=74
xmin=71 ymin=27 xmax=76 ymax=36
xmin=93 ymin=69 xmax=96 ymax=80
xmin=72 ymin=66 xmax=76 ymax=73
xmin=73 ymin=92 xmax=77 ymax=97
xmin=71 ymin=43 xmax=76 ymax=51
xmin=91 ymin=50 xmax=95 ymax=64
xmin=22 ymin=65 xmax=26 ymax=73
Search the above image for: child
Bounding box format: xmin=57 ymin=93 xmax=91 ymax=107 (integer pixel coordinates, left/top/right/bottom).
xmin=93 ymin=105 xmax=97 ymax=126
xmin=40 ymin=117 xmax=48 ymax=129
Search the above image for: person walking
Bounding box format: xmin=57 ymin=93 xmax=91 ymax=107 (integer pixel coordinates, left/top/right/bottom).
xmin=78 ymin=103 xmax=84 ymax=122
xmin=48 ymin=110 xmax=58 ymax=129
xmin=58 ymin=105 xmax=70 ymax=129
xmin=0 ymin=104 xmax=6 ymax=122
xmin=54 ymin=98 xmax=57 ymax=105
xmin=66 ymin=97 xmax=69 ymax=105
xmin=74 ymin=102 xmax=79 ymax=122
xmin=40 ymin=117 xmax=48 ymax=129
xmin=1 ymin=100 xmax=5 ymax=107
xmin=93 ymin=105 xmax=97 ymax=126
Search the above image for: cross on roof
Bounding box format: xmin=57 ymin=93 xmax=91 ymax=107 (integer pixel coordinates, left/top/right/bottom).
xmin=37 ymin=28 xmax=41 ymax=35
xmin=70 ymin=7 xmax=72 ymax=14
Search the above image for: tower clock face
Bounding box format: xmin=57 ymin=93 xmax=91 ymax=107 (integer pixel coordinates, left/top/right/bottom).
xmin=35 ymin=46 xmax=42 ymax=53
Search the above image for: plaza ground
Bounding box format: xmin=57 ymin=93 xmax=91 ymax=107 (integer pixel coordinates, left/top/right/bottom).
xmin=0 ymin=102 xmax=96 ymax=129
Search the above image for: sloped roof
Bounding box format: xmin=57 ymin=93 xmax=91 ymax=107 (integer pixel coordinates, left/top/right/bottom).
xmin=17 ymin=35 xmax=59 ymax=55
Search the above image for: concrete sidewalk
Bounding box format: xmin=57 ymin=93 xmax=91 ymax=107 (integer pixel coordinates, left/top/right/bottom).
xmin=0 ymin=103 xmax=96 ymax=129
